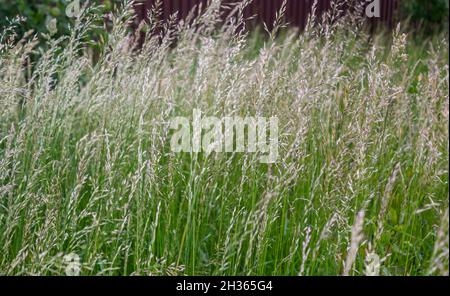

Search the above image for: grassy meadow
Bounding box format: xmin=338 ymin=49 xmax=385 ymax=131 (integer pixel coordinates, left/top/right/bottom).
xmin=0 ymin=2 xmax=448 ymax=275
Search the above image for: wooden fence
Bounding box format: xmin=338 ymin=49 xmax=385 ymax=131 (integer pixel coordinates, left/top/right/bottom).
xmin=133 ymin=0 xmax=400 ymax=30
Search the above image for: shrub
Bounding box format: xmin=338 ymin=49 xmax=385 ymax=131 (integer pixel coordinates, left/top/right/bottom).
xmin=401 ymin=0 xmax=449 ymax=31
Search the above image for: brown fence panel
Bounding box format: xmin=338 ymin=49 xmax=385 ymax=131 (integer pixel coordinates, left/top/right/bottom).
xmin=134 ymin=0 xmax=399 ymax=30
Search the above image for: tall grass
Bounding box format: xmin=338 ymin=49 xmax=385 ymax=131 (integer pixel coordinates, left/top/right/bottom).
xmin=0 ymin=1 xmax=448 ymax=275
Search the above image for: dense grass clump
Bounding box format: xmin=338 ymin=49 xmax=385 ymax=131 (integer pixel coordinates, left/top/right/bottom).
xmin=0 ymin=2 xmax=448 ymax=275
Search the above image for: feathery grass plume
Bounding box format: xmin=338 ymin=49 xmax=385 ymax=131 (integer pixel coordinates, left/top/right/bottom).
xmin=0 ymin=0 xmax=448 ymax=275
xmin=343 ymin=210 xmax=366 ymax=276
xmin=428 ymin=208 xmax=449 ymax=276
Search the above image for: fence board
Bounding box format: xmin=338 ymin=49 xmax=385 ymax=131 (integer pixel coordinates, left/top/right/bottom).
xmin=133 ymin=0 xmax=399 ymax=30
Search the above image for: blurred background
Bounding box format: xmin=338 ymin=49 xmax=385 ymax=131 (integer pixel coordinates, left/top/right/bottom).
xmin=0 ymin=0 xmax=448 ymax=43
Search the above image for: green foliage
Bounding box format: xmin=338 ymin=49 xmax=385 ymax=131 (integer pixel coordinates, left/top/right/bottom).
xmin=401 ymin=0 xmax=449 ymax=31
xmin=0 ymin=1 xmax=114 ymax=45
xmin=0 ymin=0 xmax=72 ymax=37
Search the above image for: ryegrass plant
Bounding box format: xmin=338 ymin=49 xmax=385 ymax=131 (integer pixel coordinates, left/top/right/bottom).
xmin=0 ymin=1 xmax=448 ymax=275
